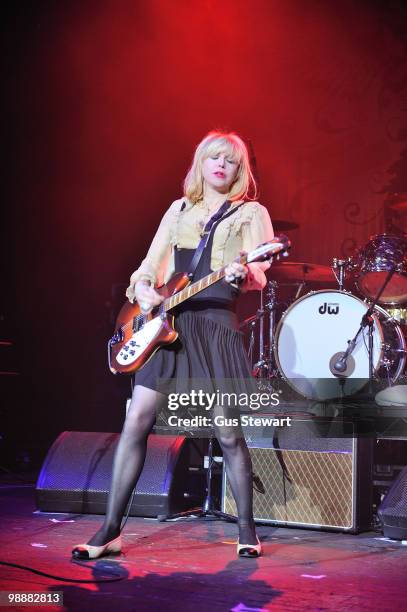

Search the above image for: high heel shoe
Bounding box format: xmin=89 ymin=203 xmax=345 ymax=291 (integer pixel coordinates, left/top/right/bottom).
xmin=237 ymin=535 xmax=262 ymax=558
xmin=71 ymin=535 xmax=122 ymax=560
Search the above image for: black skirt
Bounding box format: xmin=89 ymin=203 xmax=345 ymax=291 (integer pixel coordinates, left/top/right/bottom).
xmin=134 ymin=302 xmax=254 ymax=396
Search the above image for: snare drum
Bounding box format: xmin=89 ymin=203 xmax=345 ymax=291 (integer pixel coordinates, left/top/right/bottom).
xmin=274 ymin=290 xmax=406 ymax=400
xmin=354 ymin=234 xmax=407 ymax=305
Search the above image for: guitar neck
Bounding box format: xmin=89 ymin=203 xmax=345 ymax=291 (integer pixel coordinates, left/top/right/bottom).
xmin=164 ymin=254 xmax=247 ymax=312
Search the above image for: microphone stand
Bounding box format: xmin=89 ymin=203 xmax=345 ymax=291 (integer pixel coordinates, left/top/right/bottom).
xmin=332 ymin=267 xmax=397 ymax=394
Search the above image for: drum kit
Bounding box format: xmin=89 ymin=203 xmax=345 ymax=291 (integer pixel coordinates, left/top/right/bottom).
xmin=241 ymin=233 xmax=407 ymax=401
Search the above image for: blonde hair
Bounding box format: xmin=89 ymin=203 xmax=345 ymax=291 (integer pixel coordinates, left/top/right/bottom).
xmin=183 ymin=131 xmax=258 ymax=204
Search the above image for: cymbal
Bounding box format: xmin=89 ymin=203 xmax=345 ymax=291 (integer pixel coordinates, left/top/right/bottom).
xmin=273 ymin=219 xmax=299 ymax=231
xmin=269 ymin=261 xmax=336 ymax=283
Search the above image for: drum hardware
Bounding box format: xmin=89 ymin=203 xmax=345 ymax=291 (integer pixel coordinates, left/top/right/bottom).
xmin=386 ymin=308 xmax=407 ymax=326
xmin=239 ymin=307 xmax=267 ymax=374
xmin=379 ymin=337 xmax=407 ymax=386
xmin=352 ymin=234 xmax=407 ymax=305
xmin=330 ymin=267 xmax=398 ymax=396
xmin=241 ymin=244 xmax=407 ymax=401
xmin=242 ymin=281 xmax=281 ymax=380
xmin=332 ymin=257 xmax=353 ymax=291
xmin=329 ymin=311 xmax=374 ymax=377
xmin=239 ymin=313 xmax=258 ymax=328
xmin=247 ymin=317 xmax=258 ymax=370
xmin=265 ymin=280 xmax=279 ymax=379
xmin=251 ymin=280 xmax=282 ymax=380
xmin=240 ymin=235 xmax=406 ymax=399
xmin=294 ymin=281 xmax=306 ymax=300
xmin=375 ymin=306 xmax=406 ymax=386
xmin=252 ymin=285 xmax=268 ymax=378
xmin=274 ymin=288 xmax=406 ymax=401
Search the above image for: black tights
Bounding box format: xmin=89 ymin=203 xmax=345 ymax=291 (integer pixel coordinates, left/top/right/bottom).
xmin=87 ymin=386 xmax=257 ymax=546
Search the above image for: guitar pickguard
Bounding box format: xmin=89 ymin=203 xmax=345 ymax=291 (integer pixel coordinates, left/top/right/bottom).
xmin=116 ymin=316 xmax=165 ymax=367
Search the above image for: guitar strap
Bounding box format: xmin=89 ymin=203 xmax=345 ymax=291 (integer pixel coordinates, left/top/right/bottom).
xmin=180 ymin=200 xmax=244 ymax=280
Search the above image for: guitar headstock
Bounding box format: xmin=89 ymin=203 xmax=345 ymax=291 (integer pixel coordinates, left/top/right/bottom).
xmin=247 ymin=235 xmax=291 ymax=264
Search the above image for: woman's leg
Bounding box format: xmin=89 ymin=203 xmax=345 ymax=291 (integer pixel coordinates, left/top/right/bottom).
xmin=214 ymin=409 xmax=257 ymax=545
xmin=86 ymin=385 xmax=166 ymax=546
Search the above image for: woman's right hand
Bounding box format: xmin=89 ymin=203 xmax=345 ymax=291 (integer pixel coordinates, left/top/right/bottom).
xmin=132 ymin=281 xmax=164 ymax=314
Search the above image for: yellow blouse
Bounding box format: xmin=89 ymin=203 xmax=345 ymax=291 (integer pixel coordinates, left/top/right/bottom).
xmin=126 ymin=198 xmax=274 ymax=301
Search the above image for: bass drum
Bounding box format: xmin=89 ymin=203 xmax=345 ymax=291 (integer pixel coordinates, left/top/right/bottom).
xmin=274 ymin=290 xmax=406 ymax=401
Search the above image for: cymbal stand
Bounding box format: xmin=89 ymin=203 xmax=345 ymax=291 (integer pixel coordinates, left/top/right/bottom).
xmin=294 ymin=281 xmax=306 ymax=300
xmin=265 ymin=280 xmax=278 ymax=377
xmin=253 ymin=288 xmax=268 ymax=378
xmin=332 ymin=258 xmax=348 ymax=291
xmin=247 ymin=319 xmax=257 ymax=370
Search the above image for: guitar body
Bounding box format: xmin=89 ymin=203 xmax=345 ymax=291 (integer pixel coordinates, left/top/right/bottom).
xmin=108 ymin=235 xmax=291 ymax=375
xmin=108 ymin=272 xmax=190 ymax=374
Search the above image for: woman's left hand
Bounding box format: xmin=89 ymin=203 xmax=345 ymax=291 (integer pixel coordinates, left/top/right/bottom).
xmin=224 ymin=259 xmax=248 ymax=286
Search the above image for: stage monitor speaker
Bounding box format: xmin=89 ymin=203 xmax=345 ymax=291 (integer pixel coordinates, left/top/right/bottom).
xmin=36 ymin=431 xmax=204 ymax=518
xmin=378 ymin=465 xmax=407 ymax=540
xmin=222 ymin=417 xmax=373 ymax=533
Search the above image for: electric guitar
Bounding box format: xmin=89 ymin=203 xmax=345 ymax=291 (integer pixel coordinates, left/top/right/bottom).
xmin=108 ymin=235 xmax=291 ymax=374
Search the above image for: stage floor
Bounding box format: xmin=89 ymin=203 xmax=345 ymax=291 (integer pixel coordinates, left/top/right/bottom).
xmin=1 ymin=479 xmax=406 ymax=611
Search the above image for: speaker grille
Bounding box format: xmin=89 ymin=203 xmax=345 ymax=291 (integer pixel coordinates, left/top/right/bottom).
xmin=35 ymin=431 xmax=195 ymax=517
xmin=379 ymin=466 xmax=407 ymax=539
xmin=223 ymin=447 xmax=355 ymax=529
xmin=37 ymin=432 xmax=118 ymax=493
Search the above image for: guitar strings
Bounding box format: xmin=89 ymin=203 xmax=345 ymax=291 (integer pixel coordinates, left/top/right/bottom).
xmin=117 ymin=245 xmax=277 ymax=335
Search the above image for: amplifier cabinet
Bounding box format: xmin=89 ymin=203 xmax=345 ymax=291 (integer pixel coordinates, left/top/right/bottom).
xmin=221 ymin=417 xmax=373 ymax=532
xmin=36 ymin=431 xmax=205 ymax=518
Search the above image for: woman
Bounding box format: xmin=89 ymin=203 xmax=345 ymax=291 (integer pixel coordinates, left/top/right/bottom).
xmin=72 ymin=130 xmax=274 ymax=560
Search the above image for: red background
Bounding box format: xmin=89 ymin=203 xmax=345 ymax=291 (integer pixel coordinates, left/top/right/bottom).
xmin=3 ymin=0 xmax=407 ymax=460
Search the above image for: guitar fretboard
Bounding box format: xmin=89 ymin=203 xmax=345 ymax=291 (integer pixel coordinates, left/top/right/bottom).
xmin=161 ymin=237 xmax=288 ymax=312
xmin=163 ymin=257 xmax=246 ymax=312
